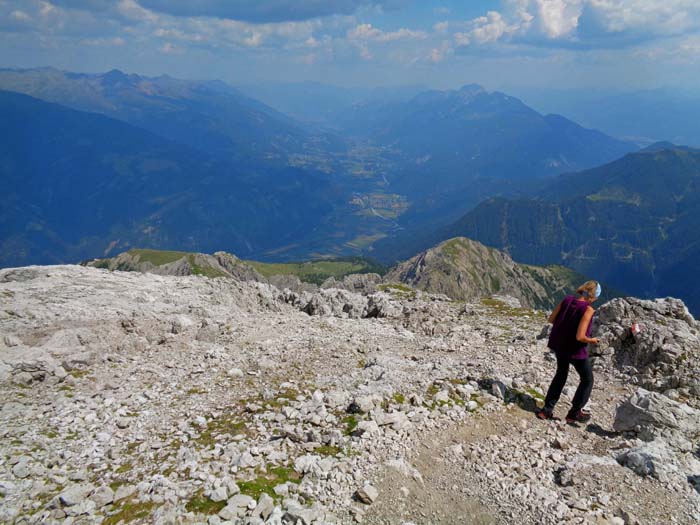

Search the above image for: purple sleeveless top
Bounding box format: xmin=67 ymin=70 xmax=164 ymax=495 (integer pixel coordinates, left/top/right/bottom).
xmin=547 ymin=295 xmax=591 ymax=359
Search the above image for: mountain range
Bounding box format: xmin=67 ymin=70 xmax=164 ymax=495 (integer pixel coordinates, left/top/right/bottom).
xmin=517 ymin=86 xmax=700 ymax=147
xmin=85 ymin=236 xmax=590 ymax=309
xmin=0 ymin=67 xmax=324 ymax=162
xmin=0 ymin=90 xmax=337 ymax=267
xmin=0 ymin=67 xmax=638 ymax=267
xmin=437 ymin=145 xmax=700 ymax=315
xmin=5 ymin=67 xmax=697 ymax=311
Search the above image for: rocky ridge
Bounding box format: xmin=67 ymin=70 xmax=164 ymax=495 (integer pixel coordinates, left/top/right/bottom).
xmin=89 ymin=250 xmax=265 ymax=282
xmin=88 ymin=239 xmax=583 ymax=310
xmin=1 ymin=265 xmax=699 ymax=524
xmin=383 ymin=237 xmax=583 ymax=308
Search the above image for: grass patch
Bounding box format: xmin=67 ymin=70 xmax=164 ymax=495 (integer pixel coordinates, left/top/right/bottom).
xmin=245 ymin=257 xmax=384 ymax=285
xmin=313 ymin=445 xmax=341 ymax=457
xmin=377 ymin=283 xmax=415 ymax=298
xmin=114 ymin=463 xmax=132 ymax=475
xmin=91 ymin=259 xmax=111 ymax=269
xmin=345 ymin=233 xmax=387 ymax=250
xmin=392 ymin=392 xmax=406 ymax=404
xmin=128 ymin=249 xmax=189 ymax=267
xmin=193 ymin=415 xmax=251 ymax=448
xmin=342 ymin=415 xmax=358 ymax=436
xmin=263 ymin=388 xmax=302 ymax=410
xmin=69 ymin=369 xmax=90 ymax=379
xmin=238 ymin=466 xmax=301 ymax=500
xmin=480 ymin=297 xmax=541 ymax=319
xmin=109 ymin=480 xmax=126 ymax=492
xmin=426 ymin=384 xmax=440 ymax=397
xmin=425 ymin=382 xmax=466 ymax=408
xmin=187 ymin=255 xmax=229 ymax=278
xmin=185 ymin=490 xmax=227 ymax=515
xmin=102 ymin=496 xmax=158 ymax=525
xmin=525 ymin=387 xmax=545 ymax=402
xmin=186 ymin=387 xmax=207 ymax=395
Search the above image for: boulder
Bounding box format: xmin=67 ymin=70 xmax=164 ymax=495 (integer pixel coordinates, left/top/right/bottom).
xmin=596 ymin=297 xmax=700 ymax=394
xmin=355 ymin=484 xmax=379 ymax=504
xmin=616 ymin=439 xmax=677 ymax=480
xmin=613 ymin=388 xmax=700 ymax=442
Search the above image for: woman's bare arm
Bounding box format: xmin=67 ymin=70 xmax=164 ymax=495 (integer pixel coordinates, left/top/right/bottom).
xmin=548 ymin=301 xmax=563 ymax=324
xmin=576 ymin=307 xmax=599 ymax=344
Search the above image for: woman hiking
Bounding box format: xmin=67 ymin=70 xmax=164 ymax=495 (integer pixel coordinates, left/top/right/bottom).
xmin=536 ymin=281 xmax=601 ymax=423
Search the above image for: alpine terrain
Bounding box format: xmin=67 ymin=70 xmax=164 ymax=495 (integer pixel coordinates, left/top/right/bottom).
xmin=1 ymin=263 xmax=699 ymax=524
xmin=438 ymin=145 xmax=700 ymax=315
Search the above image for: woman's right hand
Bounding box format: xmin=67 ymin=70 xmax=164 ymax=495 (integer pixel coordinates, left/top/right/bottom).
xmin=589 ymin=337 xmax=600 ymax=345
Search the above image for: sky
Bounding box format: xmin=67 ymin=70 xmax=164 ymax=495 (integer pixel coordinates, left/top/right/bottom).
xmin=1 ymin=0 xmax=700 ymax=91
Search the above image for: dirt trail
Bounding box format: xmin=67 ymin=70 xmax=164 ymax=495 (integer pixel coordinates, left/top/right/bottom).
xmin=366 ymin=389 xmax=698 ymax=525
xmin=364 ymin=414 xmax=501 ymax=525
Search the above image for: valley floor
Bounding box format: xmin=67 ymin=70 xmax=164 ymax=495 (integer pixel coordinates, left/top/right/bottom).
xmin=0 ymin=266 xmax=697 ymax=524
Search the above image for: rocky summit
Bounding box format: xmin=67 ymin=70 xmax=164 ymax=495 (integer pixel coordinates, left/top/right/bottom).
xmin=1 ymin=265 xmax=699 ymax=525
xmin=383 ymin=237 xmax=583 ymax=309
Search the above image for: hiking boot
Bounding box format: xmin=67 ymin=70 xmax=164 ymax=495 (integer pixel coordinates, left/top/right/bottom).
xmin=566 ymin=409 xmax=591 ymax=424
xmin=536 ymin=409 xmax=557 ymax=420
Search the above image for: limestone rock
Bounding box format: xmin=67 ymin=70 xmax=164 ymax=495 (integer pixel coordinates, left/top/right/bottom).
xmin=59 ymin=484 xmax=95 ymax=507
xmin=616 ymin=439 xmax=676 ymax=480
xmin=355 ymin=484 xmax=379 ymax=504
xmin=597 ymin=297 xmax=700 ymax=393
xmin=613 ymin=388 xmax=700 ymax=441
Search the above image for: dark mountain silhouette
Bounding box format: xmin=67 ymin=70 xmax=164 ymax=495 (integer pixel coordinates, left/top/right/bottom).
xmin=0 ymin=90 xmax=337 ymax=267
xmin=351 ymin=84 xmax=636 ymax=193
xmin=440 ymin=146 xmax=700 ymax=314
xmin=0 ymin=67 xmax=343 ymax=162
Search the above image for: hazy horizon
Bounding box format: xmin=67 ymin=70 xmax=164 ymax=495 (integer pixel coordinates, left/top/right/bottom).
xmin=2 ymin=1 xmax=700 ymax=92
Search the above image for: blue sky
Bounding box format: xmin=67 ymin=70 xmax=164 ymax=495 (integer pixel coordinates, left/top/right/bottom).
xmin=1 ymin=1 xmax=699 ymax=91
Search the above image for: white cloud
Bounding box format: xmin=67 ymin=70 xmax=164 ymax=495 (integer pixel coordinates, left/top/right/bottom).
xmin=429 ymin=40 xmax=452 ymax=63
xmin=433 ymin=21 xmax=449 ymax=34
xmin=117 ymin=0 xmax=159 ymax=23
xmin=534 ymin=0 xmax=582 ymax=39
xmin=453 ymin=9 xmax=521 ymax=47
xmin=159 ymin=42 xmax=180 ymax=53
xmin=10 ymin=10 xmax=32 ymax=22
xmin=346 ymin=22 xmax=428 ymax=60
xmin=584 ymin=0 xmax=700 ymax=36
xmin=470 ymin=11 xmax=511 ymax=44
xmin=446 ymin=0 xmax=700 ymax=49
xmin=454 ymin=31 xmax=470 ymax=46
xmin=347 ymin=23 xmax=427 ymax=43
xmin=82 ymin=36 xmax=125 ymax=46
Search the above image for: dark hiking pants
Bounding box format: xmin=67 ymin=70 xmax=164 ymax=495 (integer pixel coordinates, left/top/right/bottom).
xmin=543 ymin=354 xmax=593 ymax=414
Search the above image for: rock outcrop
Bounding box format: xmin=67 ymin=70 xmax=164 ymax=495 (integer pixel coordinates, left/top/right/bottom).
xmin=613 ymin=389 xmax=700 ymax=488
xmin=613 ymin=389 xmax=700 ymax=442
xmin=383 ymin=237 xmax=582 ymax=309
xmin=85 ymin=249 xmax=264 ymax=282
xmin=596 ymin=297 xmax=700 ymax=397
xmin=278 ymin=288 xmax=403 ymax=319
xmin=321 ymin=273 xmax=382 ymax=295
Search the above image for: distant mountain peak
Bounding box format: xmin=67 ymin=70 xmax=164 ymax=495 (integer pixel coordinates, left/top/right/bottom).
xmin=458 ymin=83 xmax=486 ymax=95
xmin=101 ymin=69 xmax=131 ymax=86
xmin=640 ymin=141 xmax=695 ymax=153
xmin=384 ymin=236 xmax=583 ymax=308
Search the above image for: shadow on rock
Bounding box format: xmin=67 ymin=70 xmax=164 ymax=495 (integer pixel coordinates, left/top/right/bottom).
xmin=585 ymin=423 xmax=620 ymax=438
